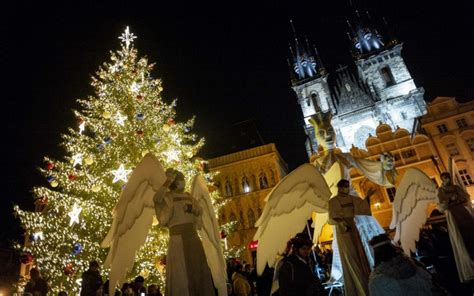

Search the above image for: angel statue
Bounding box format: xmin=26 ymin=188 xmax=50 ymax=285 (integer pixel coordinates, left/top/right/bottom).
xmin=254 ymin=110 xmax=397 ymax=296
xmin=101 ymin=153 xmax=228 ymax=296
xmin=390 ymin=168 xmax=473 ymax=283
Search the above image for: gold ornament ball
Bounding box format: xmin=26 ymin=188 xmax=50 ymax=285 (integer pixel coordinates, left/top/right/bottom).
xmin=186 ymin=151 xmax=193 ymax=158
xmin=158 ymin=86 xmax=163 ymax=92
xmin=102 ymin=111 xmax=111 ymax=119
xmin=51 ymin=181 xmax=59 ymax=188
xmin=91 ymin=185 xmax=100 ymax=193
xmin=162 ymin=124 xmax=170 ymax=132
xmin=85 ymin=157 xmax=94 ymax=165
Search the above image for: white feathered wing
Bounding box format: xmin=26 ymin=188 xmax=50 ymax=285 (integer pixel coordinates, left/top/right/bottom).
xmin=101 ymin=153 xmax=166 ymax=292
xmin=311 ymin=161 xmax=343 ymax=243
xmin=390 ymin=168 xmax=438 ymax=254
xmin=191 ymin=175 xmax=228 ymax=296
xmin=254 ymin=163 xmax=332 ymax=275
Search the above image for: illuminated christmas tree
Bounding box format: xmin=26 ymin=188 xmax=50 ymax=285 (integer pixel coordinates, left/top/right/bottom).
xmin=14 ymin=27 xmax=220 ymax=293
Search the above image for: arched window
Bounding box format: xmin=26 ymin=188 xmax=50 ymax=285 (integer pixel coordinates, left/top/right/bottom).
xmin=380 ymin=66 xmax=395 ymax=86
xmin=242 ymin=176 xmax=251 ymax=193
xmin=239 ymin=211 xmax=245 ymax=229
xmin=259 ymin=172 xmax=269 ymax=189
xmin=270 ymin=170 xmax=276 ymax=186
xmin=224 ymin=180 xmax=233 ymax=197
xmin=247 ymin=209 xmax=256 ymax=228
xmin=229 ymin=212 xmax=237 ymax=226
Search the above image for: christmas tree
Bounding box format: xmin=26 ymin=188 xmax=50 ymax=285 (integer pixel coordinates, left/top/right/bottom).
xmin=14 ymin=27 xmax=220 ymax=293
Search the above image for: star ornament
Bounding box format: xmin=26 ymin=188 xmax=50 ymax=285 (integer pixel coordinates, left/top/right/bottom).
xmin=118 ymin=26 xmax=137 ymax=49
xmin=111 ymin=164 xmax=132 ymax=183
xmin=78 ymin=121 xmax=86 ymax=134
xmin=164 ymin=149 xmax=180 ymax=162
xmin=68 ymin=203 xmax=82 ymax=226
xmin=72 ymin=153 xmax=83 ymax=167
xmin=115 ymin=112 xmax=127 ymax=126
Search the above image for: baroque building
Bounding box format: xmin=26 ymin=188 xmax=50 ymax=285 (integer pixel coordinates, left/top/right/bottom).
xmin=316 ymin=97 xmax=474 ymax=244
xmin=207 ymin=143 xmax=288 ymax=263
xmin=289 ymin=11 xmax=427 ymax=155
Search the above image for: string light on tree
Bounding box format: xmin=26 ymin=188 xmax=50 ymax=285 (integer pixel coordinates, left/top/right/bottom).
xmin=163 ymin=149 xmax=180 ymax=162
xmin=111 ymin=164 xmax=132 ymax=183
xmin=68 ymin=203 xmax=82 ymax=226
xmin=78 ymin=120 xmax=86 ymax=134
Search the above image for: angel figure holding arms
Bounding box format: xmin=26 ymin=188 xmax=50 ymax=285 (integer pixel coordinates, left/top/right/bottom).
xmin=102 ymin=154 xmax=227 ymax=296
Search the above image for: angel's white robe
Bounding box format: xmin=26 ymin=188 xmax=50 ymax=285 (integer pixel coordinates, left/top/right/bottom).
xmin=437 ymin=184 xmax=474 ymax=283
xmin=329 ymin=193 xmax=372 ymax=296
xmin=315 ymin=151 xmax=390 ymax=295
xmin=154 ymin=188 xmax=215 ymax=296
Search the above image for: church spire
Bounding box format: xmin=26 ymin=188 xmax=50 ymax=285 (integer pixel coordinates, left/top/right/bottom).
xmin=346 ymin=8 xmax=396 ymax=59
xmin=288 ymin=20 xmax=322 ymax=84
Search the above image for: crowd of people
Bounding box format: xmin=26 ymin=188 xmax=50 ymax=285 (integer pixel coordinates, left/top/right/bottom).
xmin=23 ymin=261 xmax=163 ymax=296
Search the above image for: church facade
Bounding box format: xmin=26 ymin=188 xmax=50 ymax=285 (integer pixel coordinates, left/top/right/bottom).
xmin=289 ymin=12 xmax=427 ymax=155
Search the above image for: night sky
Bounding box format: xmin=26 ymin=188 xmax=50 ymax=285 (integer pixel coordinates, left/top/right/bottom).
xmin=1 ymin=1 xmax=473 ymax=245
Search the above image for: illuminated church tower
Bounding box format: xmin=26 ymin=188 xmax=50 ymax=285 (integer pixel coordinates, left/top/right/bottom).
xmin=290 ymin=11 xmax=427 ymax=155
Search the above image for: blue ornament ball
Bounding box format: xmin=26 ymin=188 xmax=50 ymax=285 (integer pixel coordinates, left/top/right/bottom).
xmin=136 ymin=113 xmax=145 ymax=120
xmin=104 ymin=137 xmax=112 ymax=144
xmin=72 ymin=243 xmax=83 ymax=255
xmin=96 ymin=144 xmax=104 ymax=151
xmin=47 ymin=176 xmax=55 ymax=183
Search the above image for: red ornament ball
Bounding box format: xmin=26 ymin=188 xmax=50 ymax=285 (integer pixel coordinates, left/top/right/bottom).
xmin=47 ymin=162 xmax=55 ymax=170
xmin=63 ymin=263 xmax=74 ymax=276
xmin=167 ymin=118 xmax=176 ymax=125
xmin=220 ymin=231 xmax=227 ymax=239
xmin=68 ymin=174 xmax=77 ymax=181
xmin=136 ymin=130 xmax=144 ymax=137
xmin=20 ymin=252 xmax=33 ymax=264
xmin=136 ymin=95 xmax=143 ymax=101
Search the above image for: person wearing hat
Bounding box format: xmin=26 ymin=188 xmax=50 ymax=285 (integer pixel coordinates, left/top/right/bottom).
xmin=80 ymin=260 xmax=103 ymax=296
xmin=277 ymin=233 xmax=324 ymax=296
xmin=368 ymin=234 xmax=445 ymax=296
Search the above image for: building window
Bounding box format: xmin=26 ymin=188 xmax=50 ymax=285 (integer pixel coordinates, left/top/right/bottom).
xmin=458 ymin=169 xmax=474 ymax=186
xmin=242 ymin=176 xmax=251 ymax=193
xmin=380 ymin=66 xmax=395 ymax=86
xmin=230 ymin=212 xmax=237 ymax=223
xmin=446 ymin=143 xmax=460 ymax=156
xmin=465 ymin=138 xmax=474 ymax=151
xmin=436 ymin=124 xmax=448 ymax=134
xmin=224 ymin=180 xmax=233 ymax=197
xmin=247 ymin=209 xmax=256 ymax=228
xmin=386 ymin=187 xmax=396 ymax=203
xmin=456 ymin=118 xmax=468 ymax=128
xmin=259 ymin=172 xmax=269 ymax=189
xmin=306 ymin=99 xmax=311 ymax=107
xmin=401 ymin=149 xmax=417 ymax=159
xmin=310 ymin=93 xmax=320 ymax=111
xmin=393 ymin=153 xmax=401 ymax=161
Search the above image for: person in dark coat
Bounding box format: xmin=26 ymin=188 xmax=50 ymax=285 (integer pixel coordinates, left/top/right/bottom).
xmin=80 ymin=261 xmax=103 ymax=296
xmin=24 ymin=268 xmax=49 ymax=296
xmin=278 ymin=233 xmax=325 ymax=296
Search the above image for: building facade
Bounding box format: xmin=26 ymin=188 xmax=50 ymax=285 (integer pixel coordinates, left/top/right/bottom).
xmin=420 ymin=97 xmax=474 ymax=196
xmin=207 ymin=143 xmax=288 ymax=263
xmin=290 ymin=12 xmax=427 ymax=155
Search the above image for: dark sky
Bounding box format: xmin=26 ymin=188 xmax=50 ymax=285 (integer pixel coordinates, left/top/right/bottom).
xmin=1 ymin=1 xmax=473 ymax=245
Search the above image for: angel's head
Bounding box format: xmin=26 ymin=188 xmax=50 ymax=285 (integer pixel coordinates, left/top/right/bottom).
xmin=309 ymin=111 xmax=336 ymax=151
xmin=369 ymin=233 xmax=399 ymax=267
xmin=380 ymin=152 xmax=394 ymax=171
xmin=169 ymin=170 xmax=186 ymax=192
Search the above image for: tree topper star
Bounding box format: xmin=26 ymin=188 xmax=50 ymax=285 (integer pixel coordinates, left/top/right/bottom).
xmin=111 ymin=164 xmax=132 ymax=183
xmin=68 ymin=203 xmax=82 ymax=226
xmin=118 ymin=26 xmax=137 ymax=49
